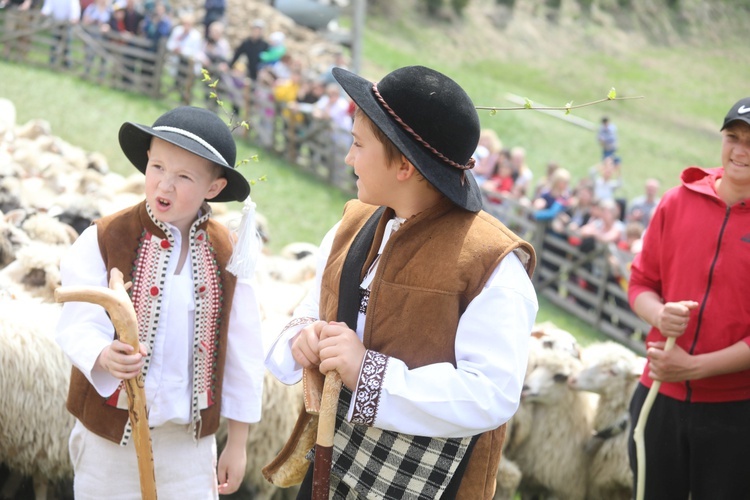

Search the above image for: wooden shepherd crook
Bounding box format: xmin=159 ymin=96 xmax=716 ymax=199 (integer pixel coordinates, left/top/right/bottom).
xmin=633 ymin=336 xmax=676 ymax=500
xmin=55 ymin=267 xmax=158 ymax=500
xmin=311 ymin=371 xmax=343 ymax=500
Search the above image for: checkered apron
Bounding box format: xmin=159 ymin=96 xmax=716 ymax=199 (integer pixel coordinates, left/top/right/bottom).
xmin=317 ymin=388 xmax=472 ymax=499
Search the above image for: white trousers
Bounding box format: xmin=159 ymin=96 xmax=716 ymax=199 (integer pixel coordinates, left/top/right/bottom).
xmin=69 ymin=419 xmax=219 ymax=500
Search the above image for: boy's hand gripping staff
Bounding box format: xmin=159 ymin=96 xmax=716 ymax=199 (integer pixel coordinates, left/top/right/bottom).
xmin=55 ymin=267 xmax=157 ymax=500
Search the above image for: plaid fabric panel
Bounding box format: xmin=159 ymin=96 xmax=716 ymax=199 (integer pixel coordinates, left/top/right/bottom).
xmin=328 ymin=387 xmax=472 ymax=499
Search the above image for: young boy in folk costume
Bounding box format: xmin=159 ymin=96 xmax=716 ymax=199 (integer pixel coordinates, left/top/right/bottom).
xmin=55 ymin=106 xmax=264 ymax=499
xmin=264 ymin=66 xmax=538 ymax=499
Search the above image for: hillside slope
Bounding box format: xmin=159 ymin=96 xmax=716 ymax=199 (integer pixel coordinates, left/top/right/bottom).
xmin=359 ymin=0 xmax=750 ymax=198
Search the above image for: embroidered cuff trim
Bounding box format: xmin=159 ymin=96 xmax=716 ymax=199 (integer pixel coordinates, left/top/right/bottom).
xmin=351 ymin=350 xmax=389 ymax=426
xmin=281 ymin=316 xmax=318 ymax=335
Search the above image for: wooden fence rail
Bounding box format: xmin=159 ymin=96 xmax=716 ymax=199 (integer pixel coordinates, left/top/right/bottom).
xmin=1 ymin=10 xmax=648 ymax=351
xmin=483 ymin=194 xmax=649 ymax=353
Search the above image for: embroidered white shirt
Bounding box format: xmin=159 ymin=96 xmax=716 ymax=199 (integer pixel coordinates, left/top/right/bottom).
xmin=56 ymin=222 xmax=265 ymax=426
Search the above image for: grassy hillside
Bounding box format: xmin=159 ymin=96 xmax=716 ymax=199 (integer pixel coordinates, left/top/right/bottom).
xmin=359 ymin=0 xmax=750 ymax=200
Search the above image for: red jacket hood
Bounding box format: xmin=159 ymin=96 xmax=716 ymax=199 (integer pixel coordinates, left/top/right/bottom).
xmin=680 ymin=166 xmax=722 ymax=199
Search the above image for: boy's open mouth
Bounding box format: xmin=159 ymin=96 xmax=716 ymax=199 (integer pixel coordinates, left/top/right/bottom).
xmin=157 ymin=197 xmax=171 ymax=208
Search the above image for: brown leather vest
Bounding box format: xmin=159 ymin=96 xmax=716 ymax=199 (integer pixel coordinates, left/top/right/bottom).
xmin=65 ymin=201 xmax=237 ymax=444
xmin=321 ymin=199 xmax=535 ymax=499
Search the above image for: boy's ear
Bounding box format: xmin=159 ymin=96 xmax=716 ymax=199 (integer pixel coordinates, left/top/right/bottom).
xmin=395 ymin=155 xmax=417 ymax=181
xmin=206 ymin=176 xmax=228 ymax=200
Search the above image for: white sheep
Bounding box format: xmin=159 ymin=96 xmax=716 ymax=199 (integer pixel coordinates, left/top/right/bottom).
xmin=0 ymin=98 xmax=16 ymax=143
xmin=494 ymin=455 xmax=522 ymax=500
xmin=0 ymin=299 xmax=74 ymax=500
xmin=0 ymin=242 xmax=67 ymax=302
xmin=531 ymin=320 xmax=582 ymax=359
xmin=258 ymin=248 xmax=317 ymax=285
xmin=215 ymin=370 xmax=304 ymax=500
xmin=496 ymin=324 xmax=583 ymax=499
xmin=505 ymin=345 xmax=594 ymax=499
xmin=0 ymin=209 xmax=31 ymax=270
xmin=21 ymin=213 xmax=79 ymax=247
xmin=13 ymin=118 xmax=51 ymax=141
xmin=569 ymin=341 xmax=645 ymax=500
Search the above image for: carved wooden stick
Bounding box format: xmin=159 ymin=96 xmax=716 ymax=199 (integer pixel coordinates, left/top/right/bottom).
xmin=55 ymin=267 xmax=157 ymax=500
xmin=311 ymin=371 xmax=342 ymax=500
xmin=633 ymin=336 xmax=676 ymax=500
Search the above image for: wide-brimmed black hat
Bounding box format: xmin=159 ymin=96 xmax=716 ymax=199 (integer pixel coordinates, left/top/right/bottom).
xmin=118 ymin=106 xmax=250 ymax=202
xmin=333 ymin=65 xmax=482 ymax=212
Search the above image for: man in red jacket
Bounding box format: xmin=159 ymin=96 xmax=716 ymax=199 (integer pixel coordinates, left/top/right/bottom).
xmin=627 ymin=97 xmax=750 ymax=499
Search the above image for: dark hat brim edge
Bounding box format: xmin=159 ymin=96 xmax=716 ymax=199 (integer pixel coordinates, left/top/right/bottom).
xmin=332 ymin=67 xmax=481 ymax=212
xmin=118 ymin=121 xmax=250 ymax=203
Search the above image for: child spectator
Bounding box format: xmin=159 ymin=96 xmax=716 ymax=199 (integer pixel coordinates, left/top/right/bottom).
xmin=312 ymin=82 xmax=353 ymax=152
xmin=482 ymin=154 xmax=514 ymax=204
xmin=562 ymin=179 xmax=596 ymax=235
xmin=591 ymin=155 xmax=622 ymax=202
xmin=532 ymin=160 xmax=560 ymax=199
xmin=471 ymin=128 xmax=503 ymax=186
xmin=55 ymin=106 xmax=264 ymax=498
xmin=258 ymin=30 xmax=286 ymax=69
xmin=532 ymin=167 xmax=571 ymax=221
xmin=509 ymin=145 xmax=533 ymax=202
xmin=578 ymin=197 xmax=625 ymax=249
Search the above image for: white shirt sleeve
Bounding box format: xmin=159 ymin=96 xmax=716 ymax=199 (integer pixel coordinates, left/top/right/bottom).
xmin=370 ymin=252 xmax=538 ymax=438
xmin=55 ymin=225 xmax=122 ymax=397
xmin=221 ymin=278 xmax=265 ymax=423
xmin=264 ymin=221 xmax=340 ymax=385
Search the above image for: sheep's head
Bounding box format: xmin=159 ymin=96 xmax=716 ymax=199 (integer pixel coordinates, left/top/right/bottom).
xmin=14 ymin=242 xmax=65 ymax=302
xmin=569 ymin=342 xmax=645 ymax=396
xmin=22 ymin=213 xmax=79 ymax=246
xmin=522 ymin=348 xmax=583 ymax=405
xmin=0 ymin=209 xmax=31 ymax=268
xmin=531 ymin=322 xmax=581 ymax=359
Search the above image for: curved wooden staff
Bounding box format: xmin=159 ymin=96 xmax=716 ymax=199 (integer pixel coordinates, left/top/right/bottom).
xmin=312 ymin=371 xmax=343 ymax=500
xmin=55 ymin=267 xmax=157 ymax=500
xmin=633 ymin=336 xmax=675 ymax=500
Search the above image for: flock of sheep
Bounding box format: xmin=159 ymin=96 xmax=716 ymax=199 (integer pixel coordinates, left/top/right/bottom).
xmin=0 ymin=98 xmax=646 ymax=500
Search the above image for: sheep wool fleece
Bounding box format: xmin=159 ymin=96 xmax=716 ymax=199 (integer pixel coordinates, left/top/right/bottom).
xmin=66 ymin=201 xmax=237 ymax=445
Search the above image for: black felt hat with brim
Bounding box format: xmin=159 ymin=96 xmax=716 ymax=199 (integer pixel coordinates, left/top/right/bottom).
xmin=333 ymin=65 xmax=482 ymax=212
xmin=118 ymin=106 xmax=250 ymax=202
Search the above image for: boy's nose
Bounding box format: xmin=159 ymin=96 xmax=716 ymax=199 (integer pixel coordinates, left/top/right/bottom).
xmin=159 ymin=176 xmax=175 ymax=191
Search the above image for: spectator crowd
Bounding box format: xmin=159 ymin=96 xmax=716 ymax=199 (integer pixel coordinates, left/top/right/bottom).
xmin=473 ymin=120 xmax=662 ymax=292
xmin=2 ymin=0 xmax=356 ymax=144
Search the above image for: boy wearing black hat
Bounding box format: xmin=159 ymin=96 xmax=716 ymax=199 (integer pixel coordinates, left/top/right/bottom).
xmin=264 ymin=66 xmax=538 ymax=499
xmin=56 ymin=106 xmax=264 ymax=498
xmin=627 ymin=97 xmax=750 ymax=499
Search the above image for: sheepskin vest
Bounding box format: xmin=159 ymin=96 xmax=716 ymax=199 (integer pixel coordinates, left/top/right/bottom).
xmin=322 ymin=199 xmax=534 ymax=499
xmin=66 ymin=201 xmax=237 ymax=445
